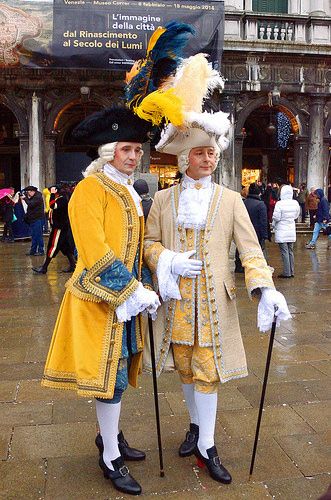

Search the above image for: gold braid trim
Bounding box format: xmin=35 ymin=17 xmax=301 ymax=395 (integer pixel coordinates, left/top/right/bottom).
xmin=241 ymin=252 xmax=275 ymax=299
xmin=144 ymin=241 xmax=166 ymax=274
xmin=65 ymin=274 xmax=103 ymax=303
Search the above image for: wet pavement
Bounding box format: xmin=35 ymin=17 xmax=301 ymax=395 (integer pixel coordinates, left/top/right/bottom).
xmin=0 ymin=234 xmax=330 ymax=499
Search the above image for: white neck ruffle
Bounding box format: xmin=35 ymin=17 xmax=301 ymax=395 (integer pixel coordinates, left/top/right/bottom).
xmin=103 ymin=163 xmax=143 ymax=217
xmin=177 ymin=174 xmax=213 ymax=229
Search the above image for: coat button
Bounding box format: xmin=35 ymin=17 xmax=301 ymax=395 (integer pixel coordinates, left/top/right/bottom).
xmin=95 ymin=276 xmax=101 ymax=283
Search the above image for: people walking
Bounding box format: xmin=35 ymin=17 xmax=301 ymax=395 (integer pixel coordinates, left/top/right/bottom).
xmin=307 ymin=187 xmax=319 ymax=228
xmin=305 ymin=188 xmax=331 ymax=249
xmin=20 ymin=186 xmax=45 ymax=256
xmin=33 ymin=185 xmax=76 ymax=274
xmin=0 ymin=188 xmax=18 ymax=242
xmin=41 ymin=105 xmax=160 ymax=496
xmin=244 ymin=182 xmax=269 ymax=260
xmin=297 ymin=183 xmax=309 ymax=223
xmin=272 ymin=184 xmax=300 ymax=278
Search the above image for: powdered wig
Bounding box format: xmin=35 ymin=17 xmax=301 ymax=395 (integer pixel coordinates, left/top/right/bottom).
xmin=177 ymin=146 xmax=221 ymax=174
xmin=82 ymin=142 xmax=118 ymax=177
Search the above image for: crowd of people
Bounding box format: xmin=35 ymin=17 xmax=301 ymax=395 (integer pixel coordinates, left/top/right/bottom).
xmin=239 ymin=180 xmax=331 ymax=279
xmin=0 ymin=177 xmax=330 ymax=282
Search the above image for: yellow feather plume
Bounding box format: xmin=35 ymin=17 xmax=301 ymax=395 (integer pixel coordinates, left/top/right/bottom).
xmin=133 ymin=88 xmax=185 ymax=127
xmin=146 ymin=27 xmax=167 ymax=53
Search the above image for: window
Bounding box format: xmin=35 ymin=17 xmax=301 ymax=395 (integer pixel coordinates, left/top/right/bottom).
xmin=252 ymin=0 xmax=288 ymax=13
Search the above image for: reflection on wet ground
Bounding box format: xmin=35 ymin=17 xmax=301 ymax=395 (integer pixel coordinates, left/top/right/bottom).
xmin=0 ymin=234 xmax=330 ymax=499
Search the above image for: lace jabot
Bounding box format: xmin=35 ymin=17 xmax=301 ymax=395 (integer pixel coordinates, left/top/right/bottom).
xmin=177 ymin=174 xmax=213 ymax=229
xmin=103 ymin=163 xmax=143 ymax=217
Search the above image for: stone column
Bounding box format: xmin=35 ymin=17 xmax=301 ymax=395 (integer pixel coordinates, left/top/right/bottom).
xmin=218 ymin=95 xmax=237 ymax=189
xmin=310 ymin=0 xmax=325 ymax=15
xmin=294 ymin=136 xmax=309 ymax=186
xmin=19 ymin=134 xmax=29 ymax=189
xmin=245 ymin=0 xmax=252 ymax=10
xmin=44 ymin=134 xmax=57 ymax=187
xmin=307 ymin=97 xmax=325 ymax=189
xmin=28 ymin=94 xmax=44 ymax=189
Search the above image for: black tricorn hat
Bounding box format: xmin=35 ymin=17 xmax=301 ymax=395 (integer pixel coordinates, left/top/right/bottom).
xmin=72 ymin=105 xmax=152 ymax=145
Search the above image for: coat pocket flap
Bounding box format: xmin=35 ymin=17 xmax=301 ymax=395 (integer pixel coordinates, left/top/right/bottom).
xmin=224 ymin=280 xmax=236 ymax=300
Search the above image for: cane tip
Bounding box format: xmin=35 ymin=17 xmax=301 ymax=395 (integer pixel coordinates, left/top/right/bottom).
xmin=248 ymin=473 xmax=252 ymax=482
xmin=160 ymin=470 xmax=165 ymax=478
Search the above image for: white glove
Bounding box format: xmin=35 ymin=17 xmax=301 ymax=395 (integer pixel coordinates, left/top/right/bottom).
xmin=116 ymin=282 xmax=160 ymax=323
xmin=257 ymin=288 xmax=292 ymax=333
xmin=171 ymin=250 xmax=202 ymax=279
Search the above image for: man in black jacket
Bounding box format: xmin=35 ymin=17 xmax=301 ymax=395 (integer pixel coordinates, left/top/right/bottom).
xmin=235 ymin=182 xmax=269 ymax=272
xmin=244 ymin=182 xmax=269 ymax=254
xmin=21 ymin=186 xmax=45 ymax=256
xmin=33 ymin=185 xmax=76 ymax=274
xmin=133 ymin=179 xmax=153 ymax=221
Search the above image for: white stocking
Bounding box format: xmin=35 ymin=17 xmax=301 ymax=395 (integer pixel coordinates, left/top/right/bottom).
xmin=95 ymin=400 xmax=121 ymax=470
xmin=194 ymin=391 xmax=218 ymax=458
xmin=182 ymin=383 xmax=199 ymax=425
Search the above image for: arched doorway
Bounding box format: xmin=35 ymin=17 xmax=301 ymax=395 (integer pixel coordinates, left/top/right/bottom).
xmin=0 ymin=104 xmax=20 ymax=189
xmin=241 ymin=104 xmax=299 ymax=187
xmin=54 ymin=100 xmax=103 ymax=183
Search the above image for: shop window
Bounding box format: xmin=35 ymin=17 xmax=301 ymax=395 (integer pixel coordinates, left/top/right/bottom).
xmin=252 ymin=0 xmax=288 ymax=13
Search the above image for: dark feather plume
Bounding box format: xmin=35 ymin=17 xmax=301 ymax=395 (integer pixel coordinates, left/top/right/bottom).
xmin=125 ymin=21 xmax=195 ymax=108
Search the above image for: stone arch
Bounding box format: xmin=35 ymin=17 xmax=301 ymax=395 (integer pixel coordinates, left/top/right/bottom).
xmin=44 ymin=91 xmax=119 ymax=135
xmin=0 ymin=94 xmax=28 ymax=135
xmin=235 ymin=95 xmax=307 ymax=137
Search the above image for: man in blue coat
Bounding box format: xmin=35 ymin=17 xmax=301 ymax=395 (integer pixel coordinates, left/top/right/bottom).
xmin=305 ymin=188 xmax=331 ymax=249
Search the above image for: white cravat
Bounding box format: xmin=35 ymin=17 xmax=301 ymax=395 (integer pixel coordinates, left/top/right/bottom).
xmin=103 ymin=163 xmax=143 ymax=217
xmin=177 ymin=174 xmax=213 ymax=229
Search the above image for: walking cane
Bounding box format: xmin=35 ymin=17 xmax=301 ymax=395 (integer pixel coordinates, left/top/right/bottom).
xmin=249 ymin=306 xmax=278 ymax=479
xmin=148 ymin=314 xmax=165 ymax=478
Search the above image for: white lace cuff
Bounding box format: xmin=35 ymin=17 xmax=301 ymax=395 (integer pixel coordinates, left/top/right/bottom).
xmin=116 ymin=282 xmax=156 ymax=322
xmin=157 ymin=249 xmax=181 ymax=302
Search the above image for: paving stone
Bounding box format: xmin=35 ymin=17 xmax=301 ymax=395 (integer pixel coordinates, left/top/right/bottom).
xmin=0 ymin=362 xmax=44 ymax=382
xmin=0 ymin=426 xmax=11 ymax=460
xmin=310 ymin=360 xmax=331 ymax=376
xmin=0 ymin=459 xmax=46 ymax=499
xmin=120 ymin=391 xmax=172 ymax=417
xmin=0 ymin=401 xmax=53 ymax=427
xmin=251 ymin=363 xmax=327 ymax=383
xmin=17 ymin=379 xmax=79 ymax=402
xmin=265 ymin=474 xmax=331 ymax=500
xmin=275 ymin=432 xmax=331 ymax=476
xmin=0 ymin=346 xmax=28 ymax=364
xmin=52 ymin=399 xmax=96 ymax=424
xmin=0 ymin=380 xmax=18 ymax=402
xmin=298 ymin=379 xmax=331 ymax=401
xmin=291 ymin=401 xmax=331 ymax=432
xmin=217 ymin=405 xmax=314 ymax=439
xmin=11 ymin=422 xmax=96 ymax=460
xmin=237 ymin=381 xmax=318 ymax=407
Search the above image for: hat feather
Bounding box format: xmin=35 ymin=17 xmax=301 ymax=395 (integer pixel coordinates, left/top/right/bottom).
xmin=125 ymin=21 xmax=195 ymax=108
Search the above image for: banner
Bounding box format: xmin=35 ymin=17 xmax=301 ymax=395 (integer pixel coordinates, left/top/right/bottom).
xmin=0 ymin=0 xmax=224 ymax=70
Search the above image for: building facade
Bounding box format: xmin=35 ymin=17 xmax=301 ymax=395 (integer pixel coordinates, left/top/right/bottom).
xmin=0 ymin=0 xmax=330 ymax=192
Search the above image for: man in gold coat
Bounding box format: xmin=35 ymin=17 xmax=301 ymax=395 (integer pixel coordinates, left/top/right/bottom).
xmin=144 ymin=109 xmax=291 ymax=485
xmin=42 ymin=106 xmax=160 ymax=496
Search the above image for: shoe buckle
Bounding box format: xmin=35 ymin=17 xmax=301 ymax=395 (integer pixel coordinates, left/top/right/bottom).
xmin=212 ymin=456 xmax=221 ymax=467
xmin=118 ymin=465 xmax=129 ymax=477
xmin=186 ymin=432 xmax=195 ymax=443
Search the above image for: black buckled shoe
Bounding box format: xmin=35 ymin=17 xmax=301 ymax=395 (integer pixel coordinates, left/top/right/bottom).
xmin=32 ymin=266 xmax=47 ymax=274
xmin=178 ymin=423 xmax=199 ymax=457
xmin=95 ymin=431 xmax=146 ymax=461
xmin=99 ymin=454 xmax=142 ymax=495
xmin=195 ymin=445 xmax=232 ymax=484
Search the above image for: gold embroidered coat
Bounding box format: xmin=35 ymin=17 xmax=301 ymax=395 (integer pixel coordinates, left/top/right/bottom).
xmin=42 ymin=173 xmax=146 ymax=398
xmin=144 ymin=183 xmax=275 ymax=383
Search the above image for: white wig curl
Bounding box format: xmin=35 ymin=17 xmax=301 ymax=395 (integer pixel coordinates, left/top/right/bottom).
xmin=82 ymin=142 xmax=118 ymax=178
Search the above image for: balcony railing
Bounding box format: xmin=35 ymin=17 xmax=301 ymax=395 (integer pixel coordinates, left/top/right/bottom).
xmin=224 ymin=11 xmax=331 ymax=47
xmin=257 ymin=21 xmax=295 ymax=41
